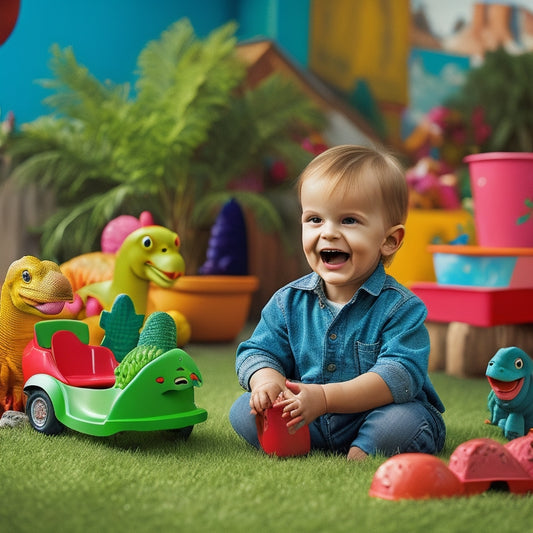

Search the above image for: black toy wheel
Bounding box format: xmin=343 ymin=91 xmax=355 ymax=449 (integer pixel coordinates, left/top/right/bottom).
xmin=26 ymin=389 xmax=64 ymax=435
xmin=172 ymin=425 xmax=194 ymax=440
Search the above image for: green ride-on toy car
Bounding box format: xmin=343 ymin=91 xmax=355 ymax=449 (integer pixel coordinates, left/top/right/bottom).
xmin=22 ymin=317 xmax=207 ymax=438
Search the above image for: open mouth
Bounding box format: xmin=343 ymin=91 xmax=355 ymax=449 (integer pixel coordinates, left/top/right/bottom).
xmin=22 ymin=297 xmax=66 ymax=315
xmin=146 ymin=261 xmax=183 ymax=281
xmin=487 ymin=376 xmax=524 ymax=401
xmin=35 ymin=301 xmax=67 ymax=315
xmin=173 ymin=373 xmax=201 ymax=387
xmin=320 ymin=250 xmax=350 ymax=265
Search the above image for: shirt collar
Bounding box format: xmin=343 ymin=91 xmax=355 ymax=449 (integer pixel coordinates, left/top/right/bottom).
xmin=289 ymin=262 xmax=387 ymax=300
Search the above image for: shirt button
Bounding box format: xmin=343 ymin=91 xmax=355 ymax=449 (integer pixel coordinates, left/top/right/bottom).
xmin=329 ymin=333 xmax=337 ymax=340
xmin=327 ymin=363 xmax=337 ymax=372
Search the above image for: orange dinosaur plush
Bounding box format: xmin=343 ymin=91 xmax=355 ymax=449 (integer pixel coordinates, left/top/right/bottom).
xmin=0 ymin=256 xmax=73 ymax=414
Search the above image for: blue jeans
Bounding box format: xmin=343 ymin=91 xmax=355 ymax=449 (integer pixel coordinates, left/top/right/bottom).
xmin=229 ymin=392 xmax=446 ymax=456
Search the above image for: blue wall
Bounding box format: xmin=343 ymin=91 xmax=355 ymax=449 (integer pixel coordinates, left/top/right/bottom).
xmin=238 ymin=0 xmax=310 ymax=66
xmin=1 ymin=0 xmax=310 ymax=126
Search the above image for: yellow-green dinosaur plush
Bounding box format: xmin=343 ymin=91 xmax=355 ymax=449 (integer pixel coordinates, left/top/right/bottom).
xmin=62 ymin=225 xmax=189 ymax=345
xmin=0 ymin=256 xmax=73 ymax=414
xmin=67 ymin=225 xmax=185 ymax=316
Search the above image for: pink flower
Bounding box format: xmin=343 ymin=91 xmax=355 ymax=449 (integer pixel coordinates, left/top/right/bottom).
xmin=269 ymin=160 xmax=288 ymax=183
xmin=301 ymin=137 xmax=328 ymax=156
xmin=427 ymin=106 xmax=451 ymax=129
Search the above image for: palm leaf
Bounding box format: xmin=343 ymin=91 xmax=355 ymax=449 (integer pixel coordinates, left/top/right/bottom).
xmin=6 ymin=18 xmax=325 ymax=264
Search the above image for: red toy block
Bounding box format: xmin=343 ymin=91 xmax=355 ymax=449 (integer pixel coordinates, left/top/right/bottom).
xmin=411 ymin=282 xmax=533 ymax=327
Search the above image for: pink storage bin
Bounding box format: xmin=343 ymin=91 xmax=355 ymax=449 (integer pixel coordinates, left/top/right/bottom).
xmin=465 ymin=152 xmax=533 ymax=248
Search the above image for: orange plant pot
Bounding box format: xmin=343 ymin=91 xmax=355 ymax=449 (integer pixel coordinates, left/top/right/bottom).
xmin=148 ymin=275 xmax=259 ymax=343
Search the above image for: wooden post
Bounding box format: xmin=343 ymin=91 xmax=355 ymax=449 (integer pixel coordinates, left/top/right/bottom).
xmin=443 ymin=322 xmax=533 ymax=378
xmin=427 ymin=322 xmax=448 ymax=372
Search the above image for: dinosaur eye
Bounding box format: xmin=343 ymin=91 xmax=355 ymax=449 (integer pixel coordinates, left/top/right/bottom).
xmin=142 ymin=236 xmax=153 ymax=249
xmin=175 ymin=236 xmax=180 ymax=248
xmin=515 ymin=358 xmax=524 ymax=369
xmin=22 ymin=270 xmax=31 ymax=283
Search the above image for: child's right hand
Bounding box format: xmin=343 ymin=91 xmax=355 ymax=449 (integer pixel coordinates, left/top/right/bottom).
xmin=249 ymin=368 xmax=287 ymax=415
xmin=249 ymin=381 xmax=284 ymax=415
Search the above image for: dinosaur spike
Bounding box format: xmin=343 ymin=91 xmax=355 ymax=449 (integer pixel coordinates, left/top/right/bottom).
xmin=138 ymin=312 xmax=177 ymax=352
xmin=100 ymin=294 xmax=144 ymax=362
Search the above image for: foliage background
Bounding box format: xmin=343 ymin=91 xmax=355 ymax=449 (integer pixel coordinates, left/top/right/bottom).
xmin=6 ymin=19 xmax=324 ymax=270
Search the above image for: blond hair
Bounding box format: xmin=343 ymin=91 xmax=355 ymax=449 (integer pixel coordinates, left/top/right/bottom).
xmin=297 ymin=144 xmax=408 ymax=264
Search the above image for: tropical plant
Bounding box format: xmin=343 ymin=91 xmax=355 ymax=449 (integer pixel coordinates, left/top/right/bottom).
xmin=7 ymin=18 xmax=325 ymax=270
xmin=445 ymin=48 xmax=533 ymax=153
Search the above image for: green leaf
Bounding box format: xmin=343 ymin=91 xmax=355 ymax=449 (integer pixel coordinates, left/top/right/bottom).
xmin=6 ymin=18 xmax=325 ymax=264
xmin=516 ymin=213 xmax=531 ymax=225
xmin=446 ymin=48 xmax=533 ymax=153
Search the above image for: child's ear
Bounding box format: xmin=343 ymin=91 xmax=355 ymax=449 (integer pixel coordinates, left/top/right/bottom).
xmin=381 ymin=224 xmax=405 ymax=258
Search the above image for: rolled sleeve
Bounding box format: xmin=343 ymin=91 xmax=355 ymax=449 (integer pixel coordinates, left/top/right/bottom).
xmin=237 ymin=353 xmax=287 ymax=390
xmin=235 ymin=290 xmax=294 ymax=390
xmin=371 ymin=360 xmax=416 ymax=404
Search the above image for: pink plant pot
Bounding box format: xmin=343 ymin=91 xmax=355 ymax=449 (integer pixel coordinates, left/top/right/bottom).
xmin=464 ymin=152 xmax=533 ymax=248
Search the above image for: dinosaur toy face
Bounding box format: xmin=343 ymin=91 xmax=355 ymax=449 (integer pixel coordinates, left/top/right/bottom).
xmin=167 ymin=366 xmax=202 ymax=391
xmin=119 ymin=226 xmax=186 ymax=288
xmin=2 ymin=256 xmax=73 ymax=317
xmin=109 ymin=348 xmax=204 ymax=420
xmin=152 ymin=349 xmax=203 ymax=394
xmin=486 ymin=347 xmax=533 ymax=405
xmin=117 ymin=347 xmax=203 ymax=393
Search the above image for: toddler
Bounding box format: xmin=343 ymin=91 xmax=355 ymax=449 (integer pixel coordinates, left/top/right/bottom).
xmin=229 ymin=144 xmax=446 ymax=460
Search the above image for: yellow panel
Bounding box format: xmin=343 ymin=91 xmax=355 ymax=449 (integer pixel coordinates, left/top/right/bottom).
xmin=386 ymin=209 xmax=475 ymax=285
xmin=310 ymin=0 xmax=409 ymax=104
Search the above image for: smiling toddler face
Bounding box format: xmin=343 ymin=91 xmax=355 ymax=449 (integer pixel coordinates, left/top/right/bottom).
xmin=300 ymin=172 xmax=392 ymax=304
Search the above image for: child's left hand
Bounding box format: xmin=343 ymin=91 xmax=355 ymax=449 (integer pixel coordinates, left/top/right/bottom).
xmin=279 ymin=380 xmax=327 ymax=433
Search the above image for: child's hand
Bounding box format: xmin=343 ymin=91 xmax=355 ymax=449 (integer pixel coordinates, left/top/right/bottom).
xmin=249 ymin=381 xmax=284 ymax=415
xmin=280 ymin=380 xmax=327 ymax=433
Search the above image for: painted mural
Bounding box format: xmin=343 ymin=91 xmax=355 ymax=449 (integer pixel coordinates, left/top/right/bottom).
xmin=309 ymin=0 xmax=533 ymax=144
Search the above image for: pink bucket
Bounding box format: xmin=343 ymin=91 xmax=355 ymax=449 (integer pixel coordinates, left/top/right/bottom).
xmin=464 ymin=152 xmax=533 ymax=248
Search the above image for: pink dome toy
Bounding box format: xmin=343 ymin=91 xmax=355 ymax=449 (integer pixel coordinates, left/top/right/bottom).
xmin=100 ymin=211 xmax=154 ymax=253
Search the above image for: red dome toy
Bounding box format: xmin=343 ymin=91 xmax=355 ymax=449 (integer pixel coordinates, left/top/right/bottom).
xmin=449 ymin=437 xmax=533 ymax=495
xmin=370 ymin=431 xmax=533 ymax=500
xmin=369 ymin=453 xmax=463 ymax=500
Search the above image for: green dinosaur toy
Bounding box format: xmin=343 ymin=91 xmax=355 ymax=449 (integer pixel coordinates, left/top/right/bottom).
xmin=68 ymin=225 xmax=185 ymax=317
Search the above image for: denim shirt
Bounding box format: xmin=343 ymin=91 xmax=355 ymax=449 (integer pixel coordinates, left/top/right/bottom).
xmin=236 ymin=262 xmax=444 ymax=413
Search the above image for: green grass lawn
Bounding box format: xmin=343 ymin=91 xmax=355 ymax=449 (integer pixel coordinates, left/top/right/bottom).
xmin=1 ymin=331 xmax=531 ymax=533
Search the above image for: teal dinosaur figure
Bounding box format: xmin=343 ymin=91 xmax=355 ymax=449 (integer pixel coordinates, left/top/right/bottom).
xmin=69 ymin=225 xmax=185 ymax=317
xmin=114 ymin=311 xmax=179 ymax=388
xmin=486 ymin=346 xmax=533 ymax=440
xmin=100 ymin=294 xmax=145 ymax=362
